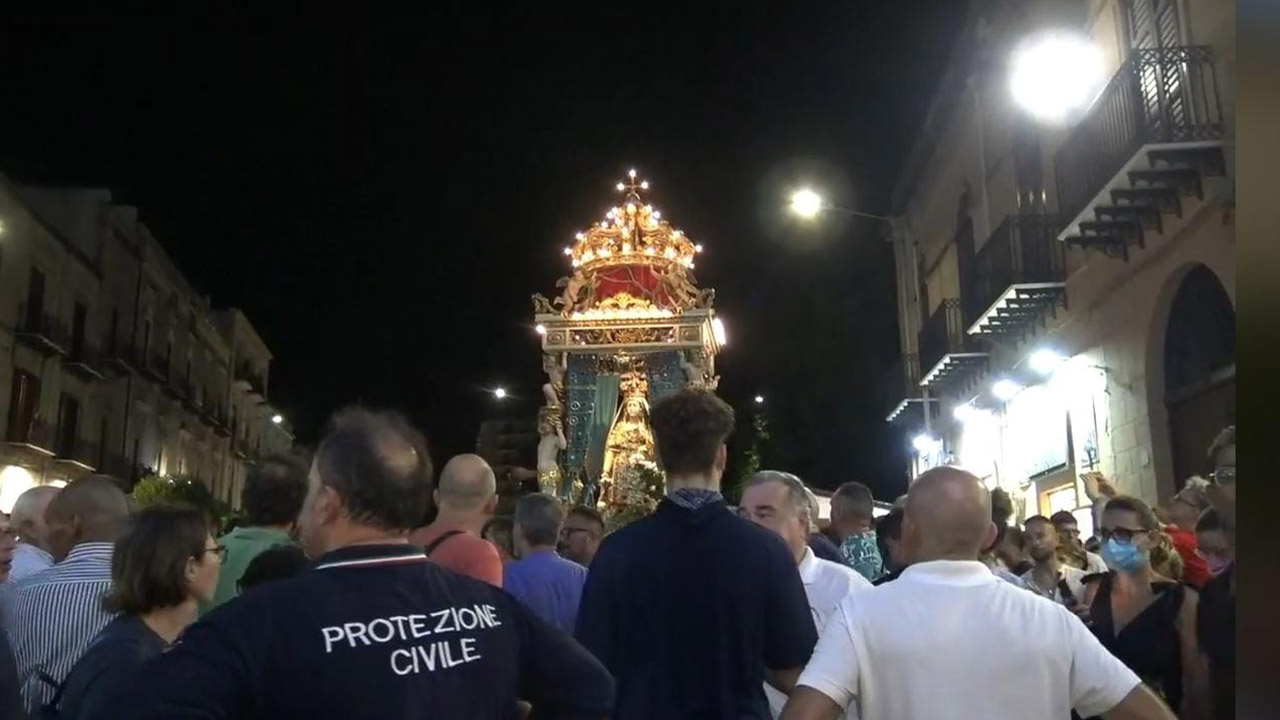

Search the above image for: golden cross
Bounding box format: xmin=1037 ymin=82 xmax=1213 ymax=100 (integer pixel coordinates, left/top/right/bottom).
xmin=616 ymin=168 xmax=650 ymax=196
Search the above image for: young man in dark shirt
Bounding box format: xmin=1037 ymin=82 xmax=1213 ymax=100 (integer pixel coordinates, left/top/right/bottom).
xmin=575 ymin=389 xmax=817 ymax=719
xmin=114 ymin=407 xmax=613 ymax=719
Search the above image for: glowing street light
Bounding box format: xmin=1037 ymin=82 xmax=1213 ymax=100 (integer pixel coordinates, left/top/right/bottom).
xmin=1010 ymin=31 xmax=1104 ymax=124
xmin=712 ymin=317 xmax=728 ymax=347
xmin=789 ymin=188 xmax=824 ymax=219
xmin=535 ymin=324 xmax=547 ymax=336
xmin=1029 ymin=348 xmax=1067 ymax=375
xmin=755 ymin=395 xmax=765 ymax=405
xmin=493 ymin=388 xmax=507 ymax=400
xmin=912 ymin=434 xmax=941 ymax=454
xmin=271 ymin=414 xmax=283 ymax=425
xmin=991 ymin=379 xmax=1023 ymax=401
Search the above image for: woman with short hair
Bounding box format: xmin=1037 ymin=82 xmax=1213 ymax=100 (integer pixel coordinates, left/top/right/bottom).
xmin=55 ymin=504 xmax=223 ymax=719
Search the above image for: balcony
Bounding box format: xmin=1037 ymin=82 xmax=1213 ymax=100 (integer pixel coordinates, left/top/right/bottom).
xmin=884 ymin=353 xmax=929 ymax=424
xmin=5 ymin=418 xmax=56 ymax=456
xmin=918 ymin=299 xmax=987 ymax=394
xmin=98 ymin=451 xmax=142 ymax=484
xmin=964 ymin=215 xmax=1066 ymax=339
xmin=235 ymin=363 xmax=267 ymax=402
xmin=64 ymin=342 xmax=107 ymax=381
xmin=102 ymin=337 xmax=142 ymax=374
xmin=15 ymin=304 xmax=70 ymax=357
xmin=1056 ymin=46 xmax=1227 ymax=260
xmin=53 ymin=437 xmax=100 ymax=473
xmin=143 ymin=350 xmax=170 ymax=383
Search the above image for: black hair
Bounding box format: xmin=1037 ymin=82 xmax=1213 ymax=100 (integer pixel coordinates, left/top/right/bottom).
xmin=241 ymin=452 xmax=310 ymax=526
xmin=238 ymin=545 xmax=309 ymax=592
xmin=834 ymin=482 xmax=876 ymax=520
xmin=314 ymin=407 xmax=434 ymax=531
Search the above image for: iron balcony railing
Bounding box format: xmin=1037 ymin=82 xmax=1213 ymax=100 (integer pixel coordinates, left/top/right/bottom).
xmin=918 ymin=299 xmax=979 ymax=375
xmin=963 ymin=214 xmax=1065 ymax=326
xmin=1055 ymin=45 xmax=1224 ymax=229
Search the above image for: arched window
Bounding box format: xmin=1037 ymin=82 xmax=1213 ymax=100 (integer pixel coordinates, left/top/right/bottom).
xmin=1164 ymin=265 xmax=1234 ymax=485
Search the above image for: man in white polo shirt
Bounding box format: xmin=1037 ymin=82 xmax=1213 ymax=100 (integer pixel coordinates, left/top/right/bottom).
xmin=781 ymin=466 xmax=1175 ymax=720
xmin=739 ymin=471 xmax=872 ymax=718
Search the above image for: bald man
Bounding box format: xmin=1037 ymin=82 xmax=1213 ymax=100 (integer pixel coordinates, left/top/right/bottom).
xmin=9 ymin=485 xmax=60 ymax=581
xmin=407 ymin=454 xmax=503 ymax=586
xmin=2 ymin=475 xmax=130 ymax=713
xmin=782 ymin=467 xmax=1176 ymax=720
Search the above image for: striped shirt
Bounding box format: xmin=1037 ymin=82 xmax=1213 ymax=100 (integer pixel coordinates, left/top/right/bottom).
xmin=0 ymin=542 xmax=115 ymax=712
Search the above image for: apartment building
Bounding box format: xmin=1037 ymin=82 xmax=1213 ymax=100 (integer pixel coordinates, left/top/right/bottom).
xmin=884 ymin=0 xmax=1234 ymax=528
xmin=0 ymin=177 xmax=293 ymax=511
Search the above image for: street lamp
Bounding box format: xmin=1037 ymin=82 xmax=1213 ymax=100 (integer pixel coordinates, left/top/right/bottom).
xmin=789 ymin=188 xmax=824 ymax=219
xmin=754 ymin=395 xmax=765 ymax=405
xmin=991 ymin=378 xmax=1023 ymax=402
xmin=271 ymin=414 xmax=283 ymax=425
xmin=493 ymin=388 xmax=507 ymax=400
xmin=1010 ymin=31 xmax=1104 ymax=124
xmin=787 ymin=187 xmax=893 ymax=223
xmin=1028 ymin=348 xmax=1067 ymax=375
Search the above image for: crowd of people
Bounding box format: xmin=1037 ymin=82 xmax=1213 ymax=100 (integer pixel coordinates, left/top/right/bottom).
xmin=0 ymin=389 xmax=1235 ymax=719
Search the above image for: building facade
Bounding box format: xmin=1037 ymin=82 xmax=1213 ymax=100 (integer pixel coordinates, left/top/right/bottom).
xmin=0 ymin=177 xmax=293 ymax=512
xmin=885 ymin=0 xmax=1235 ymax=529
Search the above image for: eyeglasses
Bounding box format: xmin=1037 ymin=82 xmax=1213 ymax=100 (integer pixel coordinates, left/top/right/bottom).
xmin=1097 ymin=527 xmax=1146 ymax=543
xmin=559 ymin=528 xmax=594 ymax=540
xmin=1210 ymin=467 xmax=1236 ymax=487
xmin=202 ymin=545 xmax=227 ymax=562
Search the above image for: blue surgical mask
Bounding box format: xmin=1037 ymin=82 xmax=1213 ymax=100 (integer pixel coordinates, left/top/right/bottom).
xmin=1100 ymin=537 xmax=1148 ymax=572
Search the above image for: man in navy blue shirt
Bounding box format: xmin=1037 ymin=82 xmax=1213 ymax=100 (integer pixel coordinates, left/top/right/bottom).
xmin=503 ymin=493 xmax=588 ymax=633
xmin=114 ymin=407 xmax=614 ymax=719
xmin=575 ymin=389 xmax=817 ymax=719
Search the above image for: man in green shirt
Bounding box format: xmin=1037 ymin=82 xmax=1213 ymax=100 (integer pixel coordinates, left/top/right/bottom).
xmin=204 ymin=453 xmax=309 ymax=611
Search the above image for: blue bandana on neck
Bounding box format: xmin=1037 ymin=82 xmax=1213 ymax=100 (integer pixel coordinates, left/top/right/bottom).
xmin=667 ymin=487 xmax=723 ymax=510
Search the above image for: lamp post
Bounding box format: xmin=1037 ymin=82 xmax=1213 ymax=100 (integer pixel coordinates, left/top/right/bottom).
xmin=1009 ymin=31 xmax=1104 ymax=124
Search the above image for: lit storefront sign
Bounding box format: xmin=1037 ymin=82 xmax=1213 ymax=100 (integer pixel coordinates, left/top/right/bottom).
xmin=1004 ymin=384 xmax=1069 ymax=481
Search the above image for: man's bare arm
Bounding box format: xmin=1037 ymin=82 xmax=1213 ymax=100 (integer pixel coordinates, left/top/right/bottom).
xmin=764 ymin=666 xmax=803 ymax=695
xmin=779 ymin=686 xmax=843 ymax=720
xmin=1102 ymin=684 xmax=1177 ymax=720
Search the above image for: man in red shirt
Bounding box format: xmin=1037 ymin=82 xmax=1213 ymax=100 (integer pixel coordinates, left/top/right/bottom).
xmin=408 ymin=454 xmax=503 ymax=586
xmin=1164 ymin=484 xmax=1212 ymax=588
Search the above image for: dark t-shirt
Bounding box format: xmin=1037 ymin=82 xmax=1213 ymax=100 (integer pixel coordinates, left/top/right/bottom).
xmin=807 ymin=533 xmax=843 ymax=564
xmin=112 ymin=544 xmax=613 ymax=719
xmin=0 ymin=628 xmax=24 ymax=720
xmin=1197 ymin=566 xmax=1234 ymax=719
xmin=58 ymin=614 xmax=168 ymax=720
xmin=575 ymin=498 xmax=817 ymax=720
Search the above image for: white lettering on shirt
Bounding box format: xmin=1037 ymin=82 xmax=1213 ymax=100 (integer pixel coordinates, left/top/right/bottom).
xmin=322 ymin=626 xmax=345 ymax=654
xmin=368 ymin=618 xmax=395 ymax=643
xmin=322 ymin=604 xmax=502 ymax=675
xmin=390 ymin=648 xmax=414 ymax=675
xmin=343 ymin=622 xmax=372 ymax=647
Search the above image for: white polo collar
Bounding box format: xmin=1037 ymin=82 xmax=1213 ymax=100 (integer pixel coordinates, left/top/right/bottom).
xmin=798 ymin=546 xmax=821 ymax=585
xmin=899 ymin=560 xmax=996 ymax=587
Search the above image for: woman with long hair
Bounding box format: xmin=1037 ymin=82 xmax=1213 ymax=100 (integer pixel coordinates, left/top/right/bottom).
xmin=55 ymin=504 xmax=223 ymax=719
xmin=1086 ymin=495 xmax=1206 ymax=719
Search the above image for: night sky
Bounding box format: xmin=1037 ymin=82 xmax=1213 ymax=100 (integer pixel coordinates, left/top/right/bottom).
xmin=1 ymin=2 xmax=966 ymax=500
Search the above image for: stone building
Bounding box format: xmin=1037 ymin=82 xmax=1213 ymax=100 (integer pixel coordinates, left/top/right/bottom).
xmin=884 ymin=0 xmax=1234 ymax=528
xmin=0 ymin=176 xmax=292 ymax=511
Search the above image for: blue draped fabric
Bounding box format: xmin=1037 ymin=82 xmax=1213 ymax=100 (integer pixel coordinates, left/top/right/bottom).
xmin=564 ymin=354 xmax=599 ymax=484
xmin=585 ymin=374 xmax=621 ymax=481
xmin=645 ymin=351 xmax=685 ymax=404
